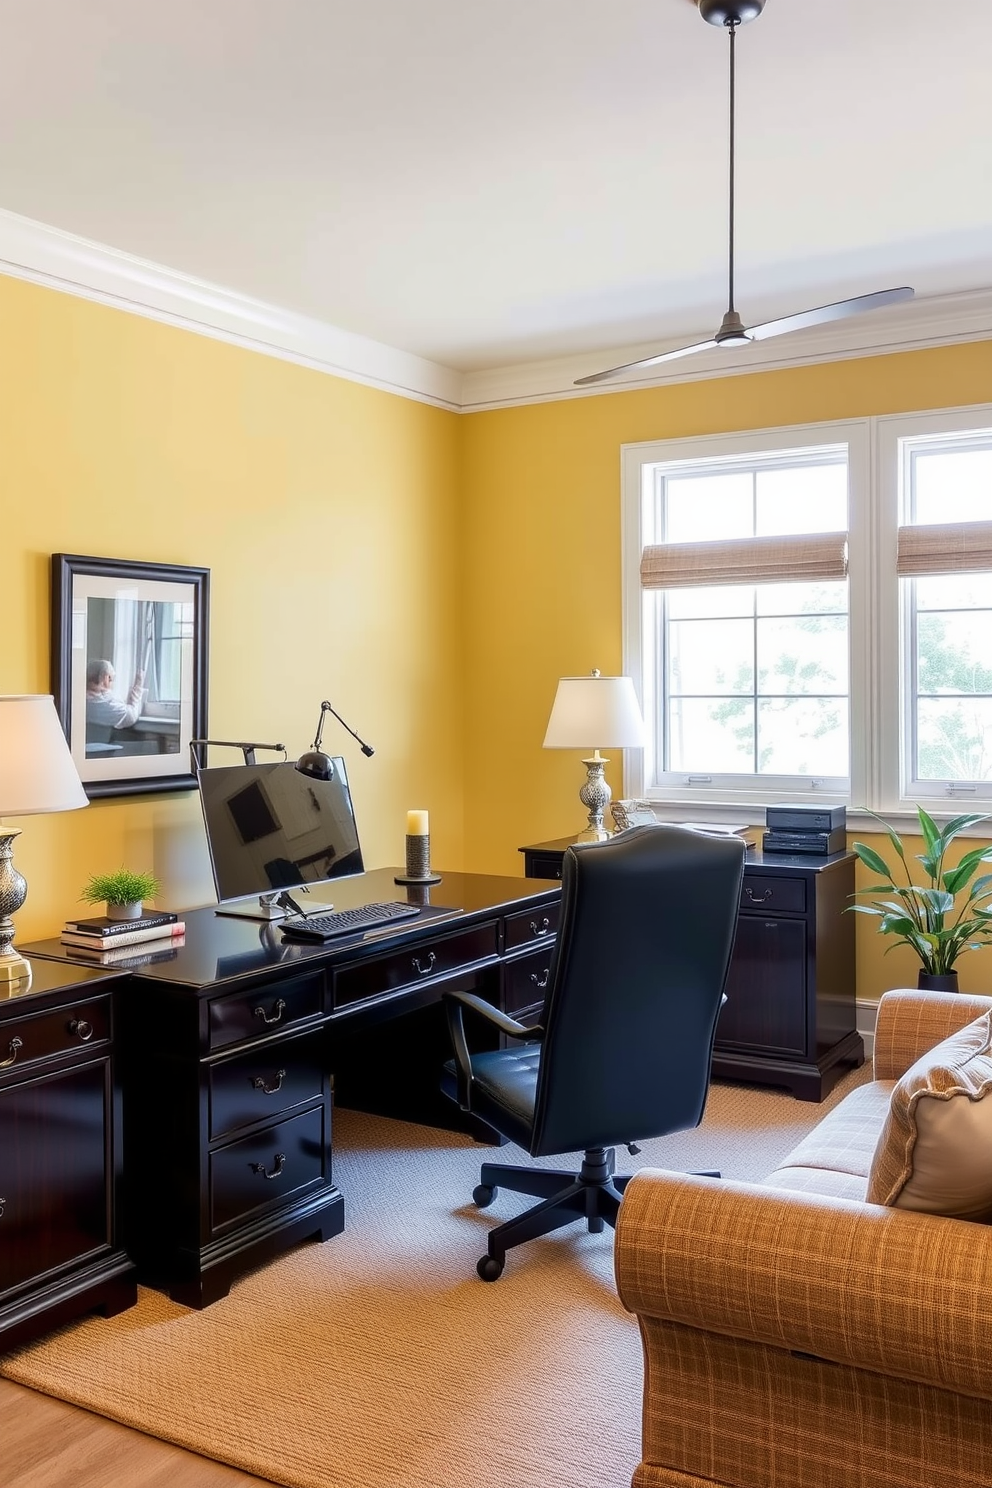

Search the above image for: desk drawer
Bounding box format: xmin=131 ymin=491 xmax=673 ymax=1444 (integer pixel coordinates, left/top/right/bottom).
xmin=208 ymin=971 xmax=323 ymax=1051
xmin=504 ymin=903 xmax=559 ymax=952
xmin=333 ymin=923 xmax=498 ymax=1010
xmin=740 ymin=875 xmax=806 ymax=915
xmin=504 ymin=946 xmax=554 ymax=1017
xmin=208 ymin=1031 xmax=325 ymax=1140
xmin=0 ymin=996 xmax=110 ymax=1076
xmin=209 ymin=1105 xmax=328 ymax=1234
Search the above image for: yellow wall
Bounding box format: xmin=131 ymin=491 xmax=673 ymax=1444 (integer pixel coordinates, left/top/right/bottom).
xmin=459 ymin=339 xmax=992 ymax=1001
xmin=5 ymin=263 xmax=992 ymax=1004
xmin=1 ymin=274 xmax=464 ymax=941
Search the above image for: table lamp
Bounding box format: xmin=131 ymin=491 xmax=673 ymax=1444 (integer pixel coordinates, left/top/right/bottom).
xmin=0 ymin=695 xmax=88 ymax=984
xmin=542 ymin=670 xmax=646 ymax=842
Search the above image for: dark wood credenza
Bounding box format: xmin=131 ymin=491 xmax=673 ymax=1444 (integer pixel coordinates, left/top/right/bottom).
xmin=0 ymin=959 xmax=137 ymax=1352
xmin=24 ymin=867 xmax=560 ymax=1312
xmin=519 ymin=836 xmax=863 ymax=1103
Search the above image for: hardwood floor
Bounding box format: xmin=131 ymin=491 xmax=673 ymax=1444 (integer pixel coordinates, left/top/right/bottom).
xmin=0 ymin=1379 xmax=275 ymax=1486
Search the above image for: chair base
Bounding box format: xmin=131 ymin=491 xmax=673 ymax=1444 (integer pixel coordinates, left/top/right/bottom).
xmin=473 ymin=1146 xmax=721 ymax=1280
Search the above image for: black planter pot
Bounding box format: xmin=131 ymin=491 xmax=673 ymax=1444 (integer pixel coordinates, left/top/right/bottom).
xmin=917 ymin=970 xmax=959 ymax=993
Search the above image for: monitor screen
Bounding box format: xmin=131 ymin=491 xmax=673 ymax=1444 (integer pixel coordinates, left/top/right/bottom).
xmin=196 ymin=756 xmax=364 ymax=903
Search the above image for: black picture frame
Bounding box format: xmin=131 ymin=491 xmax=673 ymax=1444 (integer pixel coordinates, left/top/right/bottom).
xmin=52 ymin=554 xmax=210 ymax=800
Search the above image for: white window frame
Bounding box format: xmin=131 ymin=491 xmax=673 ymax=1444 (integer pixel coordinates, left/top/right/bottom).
xmin=624 ymin=406 xmax=992 ymax=826
xmin=874 ymin=405 xmax=992 ymax=813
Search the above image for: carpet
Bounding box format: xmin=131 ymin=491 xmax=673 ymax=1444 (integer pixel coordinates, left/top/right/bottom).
xmin=1 ymin=1066 xmax=870 ymax=1488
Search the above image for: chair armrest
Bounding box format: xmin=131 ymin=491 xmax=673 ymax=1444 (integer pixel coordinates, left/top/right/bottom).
xmin=872 ymin=988 xmax=992 ymax=1080
xmin=442 ymin=989 xmax=544 ymax=1111
xmin=615 ymin=1169 xmax=992 ymax=1399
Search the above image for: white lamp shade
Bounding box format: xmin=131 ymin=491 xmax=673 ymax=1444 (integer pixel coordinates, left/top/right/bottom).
xmin=543 ymin=674 xmax=646 ymax=750
xmin=0 ymin=695 xmax=88 ymax=815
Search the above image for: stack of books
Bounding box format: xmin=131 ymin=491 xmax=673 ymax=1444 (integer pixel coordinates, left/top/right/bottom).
xmin=61 ymin=909 xmax=186 ymax=963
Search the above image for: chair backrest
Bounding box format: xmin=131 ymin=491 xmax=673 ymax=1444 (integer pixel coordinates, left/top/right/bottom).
xmin=529 ymin=824 xmax=745 ymax=1157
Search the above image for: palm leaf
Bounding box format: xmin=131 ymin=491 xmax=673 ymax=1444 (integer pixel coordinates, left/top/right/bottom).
xmin=859 ymin=810 xmax=908 ymax=866
xmin=851 ymin=841 xmax=894 ymax=881
xmin=917 ymin=806 xmax=941 ymax=855
xmin=943 ymin=847 xmax=992 ymax=895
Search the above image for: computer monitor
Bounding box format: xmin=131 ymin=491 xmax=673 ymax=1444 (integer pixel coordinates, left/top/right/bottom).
xmin=196 ymin=755 xmax=364 ymax=917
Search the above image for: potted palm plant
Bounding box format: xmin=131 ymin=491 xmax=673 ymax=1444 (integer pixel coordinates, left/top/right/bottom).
xmin=81 ymin=867 xmax=161 ymax=922
xmin=849 ymin=808 xmax=992 ymax=990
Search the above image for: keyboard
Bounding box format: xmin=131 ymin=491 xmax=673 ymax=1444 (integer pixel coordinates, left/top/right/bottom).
xmin=280 ymin=901 xmax=421 ymax=942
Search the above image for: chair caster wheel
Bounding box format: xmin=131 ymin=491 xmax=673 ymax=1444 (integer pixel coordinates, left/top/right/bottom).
xmin=473 ymin=1183 xmax=497 ymax=1208
xmin=477 ymin=1254 xmax=504 ymax=1282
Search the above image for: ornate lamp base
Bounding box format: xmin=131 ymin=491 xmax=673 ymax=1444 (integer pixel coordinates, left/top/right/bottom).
xmin=576 ymin=752 xmax=613 ymax=842
xmin=0 ymin=826 xmax=31 ymax=985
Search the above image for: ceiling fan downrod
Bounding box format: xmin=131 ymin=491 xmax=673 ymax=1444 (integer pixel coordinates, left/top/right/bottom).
xmin=700 ymin=0 xmax=765 ymax=345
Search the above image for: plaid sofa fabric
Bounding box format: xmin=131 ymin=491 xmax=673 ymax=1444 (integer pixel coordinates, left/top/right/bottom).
xmin=632 ymin=1319 xmax=992 ymax=1488
xmin=616 ymin=1171 xmax=992 ymax=1396
xmin=763 ymin=1080 xmax=894 ymax=1201
xmin=872 ymin=988 xmax=992 ymax=1082
xmin=615 ymin=987 xmax=992 ymax=1488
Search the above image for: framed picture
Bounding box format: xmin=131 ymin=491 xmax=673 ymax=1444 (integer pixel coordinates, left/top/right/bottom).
xmin=52 ymin=554 xmax=210 ymax=799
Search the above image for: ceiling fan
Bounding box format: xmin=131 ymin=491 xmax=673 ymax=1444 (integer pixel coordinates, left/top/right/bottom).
xmin=574 ymin=0 xmax=914 ymax=388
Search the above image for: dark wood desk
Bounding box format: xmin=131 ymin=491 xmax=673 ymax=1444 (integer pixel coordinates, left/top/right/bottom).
xmin=25 ymin=867 xmax=560 ymax=1309
xmin=0 ymin=958 xmax=137 ymax=1351
xmin=520 ymin=836 xmax=863 ymax=1103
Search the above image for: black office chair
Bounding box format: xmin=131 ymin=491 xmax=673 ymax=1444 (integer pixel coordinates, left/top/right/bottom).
xmin=441 ymin=824 xmax=745 ymax=1280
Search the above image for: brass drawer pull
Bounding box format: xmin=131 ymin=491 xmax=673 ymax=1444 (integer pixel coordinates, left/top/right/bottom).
xmin=0 ymin=1037 xmax=23 ymax=1069
xmin=529 ymin=969 xmax=550 ymax=990
xmin=745 ymin=888 xmax=773 ymax=903
xmin=412 ymin=952 xmax=436 ymax=977
xmin=253 ymin=997 xmax=287 ymax=1027
xmin=69 ymin=1018 xmax=94 ymax=1041
xmin=251 ymin=1069 xmax=286 ymax=1095
xmin=530 ymin=917 xmax=552 ymax=937
xmin=250 ymin=1152 xmax=287 ymax=1180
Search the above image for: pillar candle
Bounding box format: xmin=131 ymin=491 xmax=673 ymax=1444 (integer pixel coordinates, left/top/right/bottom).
xmin=406 ymin=809 xmax=429 ymax=836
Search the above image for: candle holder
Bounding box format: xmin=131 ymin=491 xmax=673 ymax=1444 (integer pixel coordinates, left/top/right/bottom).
xmin=395 ymin=833 xmax=442 ymax=886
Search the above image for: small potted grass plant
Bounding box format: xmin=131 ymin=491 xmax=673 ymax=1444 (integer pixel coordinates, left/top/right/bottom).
xmin=81 ymin=867 xmax=161 ymax=922
xmin=849 ymin=808 xmax=992 ymax=991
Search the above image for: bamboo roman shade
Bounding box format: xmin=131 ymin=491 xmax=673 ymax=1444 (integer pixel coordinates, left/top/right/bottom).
xmin=640 ymin=531 xmax=848 ymax=590
xmin=896 ymin=520 xmax=992 ymax=577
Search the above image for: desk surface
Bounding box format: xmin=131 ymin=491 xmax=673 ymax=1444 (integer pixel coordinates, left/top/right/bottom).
xmin=519 ymin=833 xmax=854 ymax=873
xmin=25 ymin=865 xmax=561 ymax=993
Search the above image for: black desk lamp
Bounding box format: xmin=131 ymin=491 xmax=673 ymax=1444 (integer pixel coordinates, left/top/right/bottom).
xmin=296 ymin=700 xmax=375 ymax=780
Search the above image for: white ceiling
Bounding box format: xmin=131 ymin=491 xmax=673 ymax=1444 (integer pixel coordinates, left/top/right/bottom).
xmin=0 ymin=0 xmax=990 ymax=375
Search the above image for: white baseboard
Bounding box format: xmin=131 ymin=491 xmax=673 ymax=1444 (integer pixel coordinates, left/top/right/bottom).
xmin=857 ymin=998 xmax=879 ymax=1059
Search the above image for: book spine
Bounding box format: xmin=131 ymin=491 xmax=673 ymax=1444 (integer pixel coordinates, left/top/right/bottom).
xmin=63 ymin=913 xmax=178 ymax=937
xmin=61 ymin=923 xmax=186 ymax=949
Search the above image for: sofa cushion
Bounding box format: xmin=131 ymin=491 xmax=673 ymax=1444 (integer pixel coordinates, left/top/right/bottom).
xmin=763 ymin=1079 xmax=894 ymax=1202
xmin=866 ymin=1010 xmax=992 ymax=1219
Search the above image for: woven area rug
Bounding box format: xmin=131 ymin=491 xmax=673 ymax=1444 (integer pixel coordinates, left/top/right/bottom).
xmin=1 ymin=1066 xmax=870 ymax=1488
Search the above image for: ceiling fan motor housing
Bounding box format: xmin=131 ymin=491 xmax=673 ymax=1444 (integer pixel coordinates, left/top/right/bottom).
xmin=698 ymin=0 xmax=765 ymax=26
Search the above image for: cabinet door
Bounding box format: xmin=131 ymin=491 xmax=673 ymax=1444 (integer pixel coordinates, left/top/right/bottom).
xmin=0 ymin=1059 xmax=111 ymax=1298
xmin=717 ymin=915 xmax=807 ymax=1056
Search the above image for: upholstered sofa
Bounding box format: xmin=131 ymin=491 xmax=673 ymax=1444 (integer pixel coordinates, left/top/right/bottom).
xmin=614 ymin=988 xmax=992 ymax=1488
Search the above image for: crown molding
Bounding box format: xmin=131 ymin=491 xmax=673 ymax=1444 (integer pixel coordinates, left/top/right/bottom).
xmin=459 ymin=287 xmax=992 ymax=412
xmin=0 ymin=206 xmax=464 ymax=412
xmin=0 ymin=206 xmax=989 ymax=416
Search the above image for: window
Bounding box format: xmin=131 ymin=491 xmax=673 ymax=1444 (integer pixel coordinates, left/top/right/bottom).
xmin=623 ymin=422 xmax=867 ymax=809
xmin=894 ymin=426 xmax=992 ymax=802
xmin=623 ymin=407 xmax=992 ymax=817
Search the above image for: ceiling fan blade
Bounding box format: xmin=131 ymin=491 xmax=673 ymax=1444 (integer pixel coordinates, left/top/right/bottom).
xmin=574 ymin=338 xmax=720 ymax=387
xmin=747 ymin=286 xmax=915 ymax=342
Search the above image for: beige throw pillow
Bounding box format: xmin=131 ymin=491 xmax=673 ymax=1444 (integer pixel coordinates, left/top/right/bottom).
xmin=866 ymin=1010 xmax=992 ymax=1220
